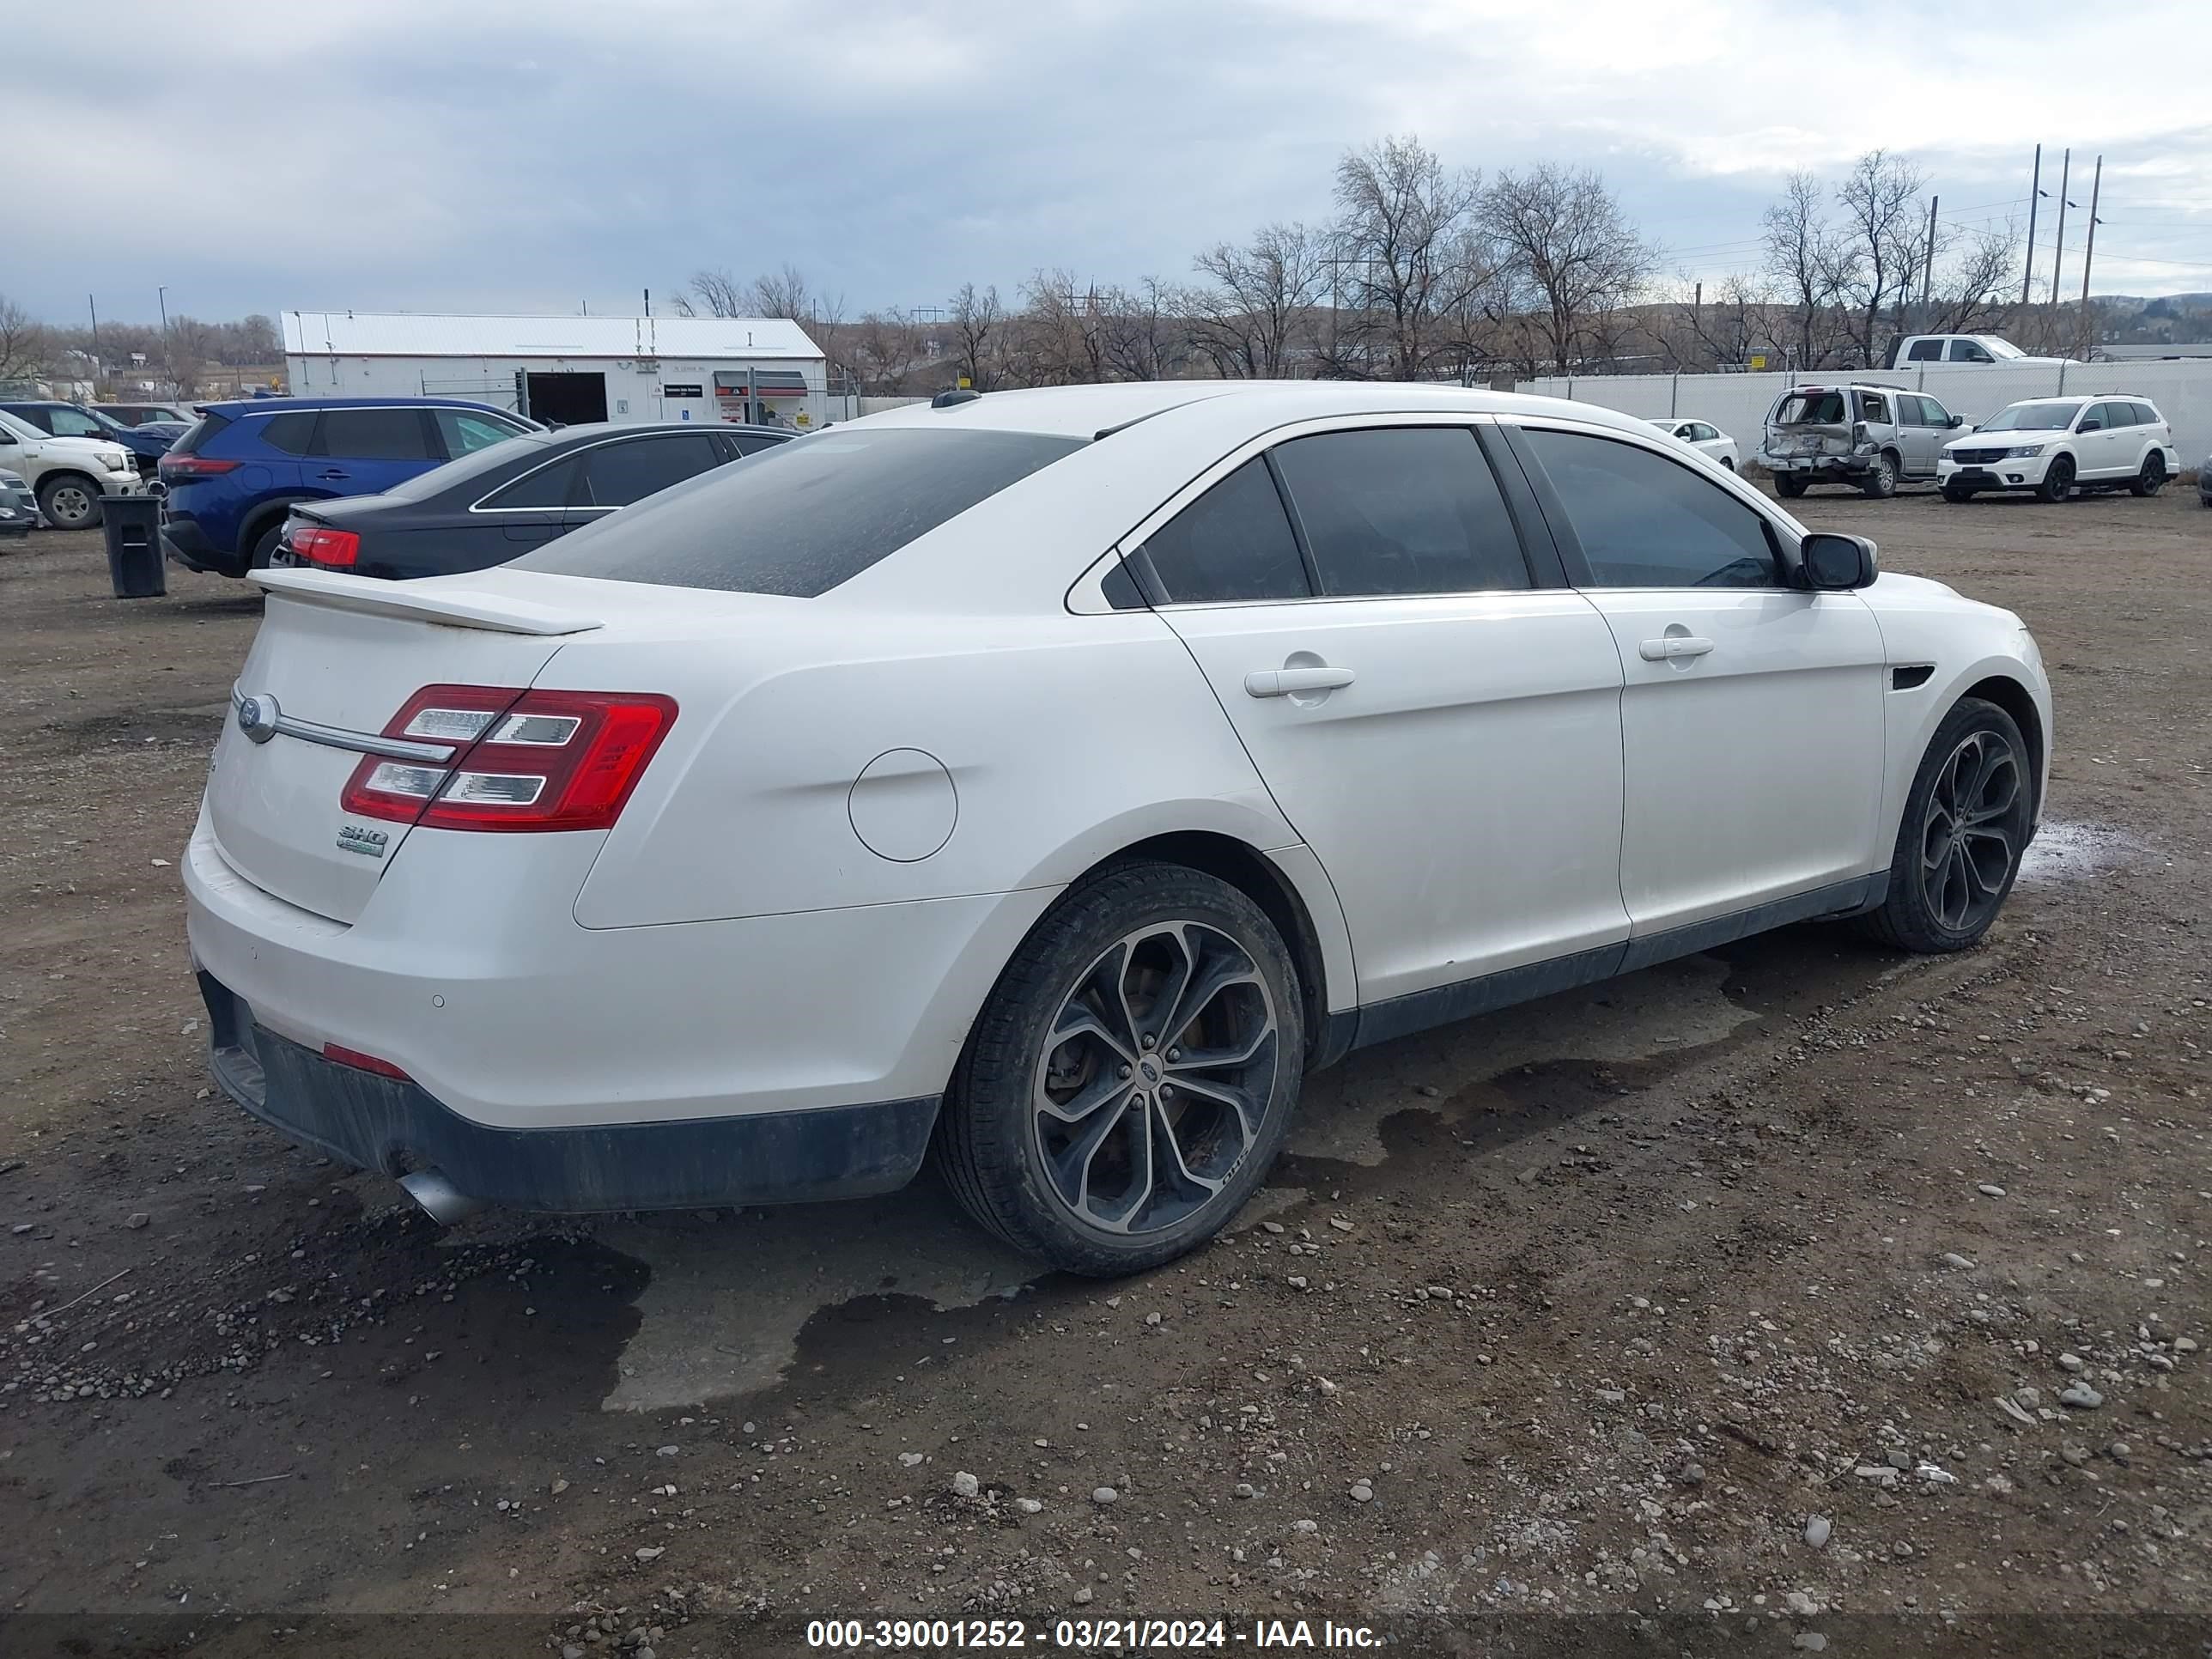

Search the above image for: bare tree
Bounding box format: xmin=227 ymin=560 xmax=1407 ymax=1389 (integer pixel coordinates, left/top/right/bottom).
xmin=1101 ymin=279 xmax=1188 ymax=382
xmin=1923 ymin=221 xmax=2023 ymax=337
xmin=1328 ymin=135 xmax=1496 ymax=380
xmin=1759 ymin=173 xmax=1849 ymax=368
xmin=1188 ymin=222 xmax=1325 ymax=378
xmin=676 ymin=268 xmax=747 ymax=319
xmin=948 ymin=283 xmax=1003 ymax=391
xmin=1014 ymin=270 xmax=1111 ymax=385
xmin=0 ymin=295 xmax=48 ymax=382
xmin=1831 ymin=151 xmax=1929 ymax=368
xmin=851 ymin=309 xmax=927 ymax=394
xmin=1479 ymin=164 xmax=1652 ymax=374
xmin=747 ymin=263 xmax=812 ymax=320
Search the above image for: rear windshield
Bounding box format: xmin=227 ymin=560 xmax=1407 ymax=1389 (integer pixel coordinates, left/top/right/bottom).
xmin=1774 ymin=392 xmax=1847 ymax=425
xmin=1978 ymin=403 xmax=2083 ymax=432
xmin=514 ymin=427 xmax=1087 ymax=597
xmin=384 ymin=432 xmax=552 ymax=501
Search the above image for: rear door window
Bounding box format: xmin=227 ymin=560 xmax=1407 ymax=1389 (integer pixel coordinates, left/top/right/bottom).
xmin=316 ymin=407 xmax=434 ymax=460
xmin=253 ymin=411 xmax=319 ymax=455
xmin=1519 ymin=428 xmax=1780 ymax=590
xmin=576 ymin=433 xmax=726 ymax=507
xmin=1139 ymin=458 xmax=1311 ymax=604
xmin=1907 ymin=339 xmax=1943 ymax=362
xmin=1857 ymin=391 xmax=1891 ymax=424
xmin=1271 ymin=427 xmax=1528 ymax=597
xmin=514 ymin=427 xmax=1085 ymax=597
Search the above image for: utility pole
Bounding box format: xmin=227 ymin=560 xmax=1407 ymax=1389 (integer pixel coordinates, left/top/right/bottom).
xmin=2021 ymin=145 xmax=2041 ymax=308
xmin=156 ymin=285 xmax=172 ymax=392
xmin=1691 ymin=280 xmax=1701 ymax=370
xmin=2047 ymin=149 xmax=2070 ymax=321
xmin=2076 ymin=155 xmax=2103 ymax=357
xmin=88 ymin=295 xmax=99 ymax=361
xmin=1921 ymin=195 xmax=1939 ymax=328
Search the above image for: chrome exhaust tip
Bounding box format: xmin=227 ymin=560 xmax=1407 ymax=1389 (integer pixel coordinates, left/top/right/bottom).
xmin=398 ymin=1169 xmax=485 ymax=1227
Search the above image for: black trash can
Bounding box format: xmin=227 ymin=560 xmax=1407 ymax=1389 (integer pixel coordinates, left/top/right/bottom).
xmin=101 ymin=495 xmax=166 ymax=599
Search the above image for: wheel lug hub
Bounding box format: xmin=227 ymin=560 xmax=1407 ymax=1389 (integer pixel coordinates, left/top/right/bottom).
xmin=1141 ymin=1033 xmax=1155 ymax=1049
xmin=1118 ymin=1064 xmax=1132 ymax=1079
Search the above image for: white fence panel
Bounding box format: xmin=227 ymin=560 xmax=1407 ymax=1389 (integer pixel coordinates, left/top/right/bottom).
xmin=1521 ymin=362 xmax=2212 ymax=471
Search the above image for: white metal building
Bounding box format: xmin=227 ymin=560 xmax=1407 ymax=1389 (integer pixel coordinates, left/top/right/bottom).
xmin=281 ymin=311 xmax=832 ymax=430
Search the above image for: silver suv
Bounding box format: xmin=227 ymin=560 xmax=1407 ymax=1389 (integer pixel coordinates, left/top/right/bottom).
xmin=1760 ymin=383 xmax=1964 ymax=499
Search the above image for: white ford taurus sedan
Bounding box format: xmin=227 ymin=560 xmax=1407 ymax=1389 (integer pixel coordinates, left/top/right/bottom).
xmin=185 ymin=382 xmax=2051 ymax=1275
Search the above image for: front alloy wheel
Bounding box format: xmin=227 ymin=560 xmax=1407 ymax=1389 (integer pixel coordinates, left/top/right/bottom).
xmin=1858 ymin=698 xmax=2032 ymax=952
xmin=938 ymin=862 xmax=1304 ymax=1275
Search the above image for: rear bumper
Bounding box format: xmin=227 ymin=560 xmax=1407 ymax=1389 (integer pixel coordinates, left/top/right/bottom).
xmin=1763 ymin=453 xmax=1874 ymax=479
xmin=198 ymin=971 xmax=937 ymax=1211
xmin=161 ymin=513 xmax=246 ymax=577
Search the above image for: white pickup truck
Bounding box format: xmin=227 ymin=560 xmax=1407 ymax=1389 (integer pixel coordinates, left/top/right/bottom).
xmin=1883 ymin=333 xmax=2082 ymax=370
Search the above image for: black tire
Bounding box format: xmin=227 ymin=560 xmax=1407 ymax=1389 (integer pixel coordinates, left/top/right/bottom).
xmin=1861 ymin=452 xmax=1899 ymax=499
xmin=246 ymin=519 xmax=285 ymax=570
xmin=36 ymin=473 xmax=104 ymax=531
xmin=2035 ymin=455 xmax=2074 ymax=504
xmin=1941 ymin=482 xmax=1977 ymax=503
xmin=1720 ymin=455 xmax=1736 ymax=471
xmin=1856 ymin=697 xmax=2033 ymax=954
xmin=936 ymin=861 xmax=1305 ymax=1276
xmin=2129 ymin=454 xmax=2166 ymax=498
xmin=1773 ymin=474 xmax=1808 ymax=499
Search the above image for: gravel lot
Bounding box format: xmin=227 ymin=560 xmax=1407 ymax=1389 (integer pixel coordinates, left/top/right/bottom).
xmin=1 ymin=489 xmax=2208 ymax=1656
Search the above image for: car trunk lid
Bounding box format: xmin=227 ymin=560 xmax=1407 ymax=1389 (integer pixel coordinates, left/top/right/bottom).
xmin=204 ymin=571 xmax=603 ymax=924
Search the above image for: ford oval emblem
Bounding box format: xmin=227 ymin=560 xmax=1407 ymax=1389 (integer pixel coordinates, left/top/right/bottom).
xmin=235 ymin=693 xmax=281 ymax=744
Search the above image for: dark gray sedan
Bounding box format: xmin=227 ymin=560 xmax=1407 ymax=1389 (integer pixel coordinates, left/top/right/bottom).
xmin=278 ymin=420 xmax=793 ymax=580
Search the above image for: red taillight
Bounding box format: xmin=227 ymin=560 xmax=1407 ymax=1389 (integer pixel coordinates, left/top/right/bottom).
xmin=323 ymin=1042 xmax=412 ymax=1081
xmin=290 ymin=525 xmax=360 ymax=568
xmin=338 ymin=684 xmax=678 ymax=834
xmin=158 ymin=454 xmax=240 ymax=479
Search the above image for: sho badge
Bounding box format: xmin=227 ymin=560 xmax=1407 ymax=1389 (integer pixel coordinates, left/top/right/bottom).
xmin=336 ymin=823 xmax=390 ymax=860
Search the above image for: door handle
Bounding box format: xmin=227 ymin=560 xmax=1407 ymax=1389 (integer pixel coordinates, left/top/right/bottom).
xmin=1638 ymin=635 xmax=1715 ymax=662
xmin=317 ymin=469 xmax=350 ymax=480
xmin=1245 ymin=665 xmax=1356 ymax=698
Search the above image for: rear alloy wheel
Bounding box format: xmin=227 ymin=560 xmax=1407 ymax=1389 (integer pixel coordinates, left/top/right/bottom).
xmin=2036 ymin=455 xmax=2075 ymax=504
xmin=1773 ymin=474 xmax=1808 ymax=499
xmin=36 ymin=475 xmax=103 ymax=530
xmin=938 ymin=862 xmax=1304 ymax=1275
xmin=1861 ymin=452 xmax=1899 ymax=499
xmin=1942 ymin=482 xmax=1977 ymax=503
xmin=1857 ymin=698 xmax=2032 ymax=953
xmin=247 ymin=520 xmax=285 ymax=570
xmin=1720 ymin=455 xmax=1736 ymax=471
xmin=2130 ymin=454 xmax=2166 ymax=498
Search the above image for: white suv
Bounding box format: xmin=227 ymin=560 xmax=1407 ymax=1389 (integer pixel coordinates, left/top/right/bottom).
xmin=1939 ymin=397 xmax=2181 ymax=504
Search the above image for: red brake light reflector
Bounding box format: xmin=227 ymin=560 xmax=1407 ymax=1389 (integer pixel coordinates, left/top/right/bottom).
xmin=338 ymin=685 xmax=677 ymax=833
xmin=291 ymin=525 xmax=361 ymax=568
xmin=323 ymin=1042 xmax=412 ymax=1081
xmin=158 ymin=454 xmax=240 ymax=477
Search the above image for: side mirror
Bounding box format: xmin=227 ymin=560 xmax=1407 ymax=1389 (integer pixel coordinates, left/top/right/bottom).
xmin=1801 ymin=532 xmax=1878 ymax=591
xmin=1946 ymin=415 xmax=1964 ymax=428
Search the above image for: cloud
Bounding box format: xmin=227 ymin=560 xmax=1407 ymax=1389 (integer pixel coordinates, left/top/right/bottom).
xmin=3 ymin=0 xmax=2206 ymax=324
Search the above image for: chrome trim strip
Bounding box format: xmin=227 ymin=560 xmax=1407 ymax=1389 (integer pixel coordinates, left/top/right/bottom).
xmin=231 ymin=685 xmax=457 ymax=763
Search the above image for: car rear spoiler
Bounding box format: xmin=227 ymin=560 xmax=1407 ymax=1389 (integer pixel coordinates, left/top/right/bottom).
xmin=248 ymin=568 xmax=604 ymax=635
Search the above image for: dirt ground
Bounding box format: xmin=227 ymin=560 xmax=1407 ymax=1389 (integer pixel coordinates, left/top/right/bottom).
xmin=1 ymin=486 xmax=2208 ymax=1658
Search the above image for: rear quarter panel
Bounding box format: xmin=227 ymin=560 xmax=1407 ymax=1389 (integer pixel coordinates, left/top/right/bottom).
xmin=559 ymin=605 xmax=1306 ymax=925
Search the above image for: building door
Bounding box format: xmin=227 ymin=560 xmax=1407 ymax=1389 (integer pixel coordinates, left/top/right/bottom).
xmin=523 ymin=371 xmax=609 ymax=427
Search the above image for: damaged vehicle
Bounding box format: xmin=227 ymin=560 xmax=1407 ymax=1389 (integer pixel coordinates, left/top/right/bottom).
xmin=1759 ymin=384 xmax=1964 ymax=499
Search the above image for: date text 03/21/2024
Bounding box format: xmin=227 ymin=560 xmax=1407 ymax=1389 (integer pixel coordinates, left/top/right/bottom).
xmin=805 ymin=1618 xmax=1382 ymax=1650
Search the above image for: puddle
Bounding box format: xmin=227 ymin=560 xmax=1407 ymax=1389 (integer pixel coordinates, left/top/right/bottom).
xmin=599 ymin=1188 xmax=1034 ymax=1411
xmin=2016 ymin=819 xmax=2148 ymax=884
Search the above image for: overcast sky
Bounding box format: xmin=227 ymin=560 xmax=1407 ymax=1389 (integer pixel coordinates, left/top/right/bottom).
xmin=8 ymin=0 xmax=2209 ymax=328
